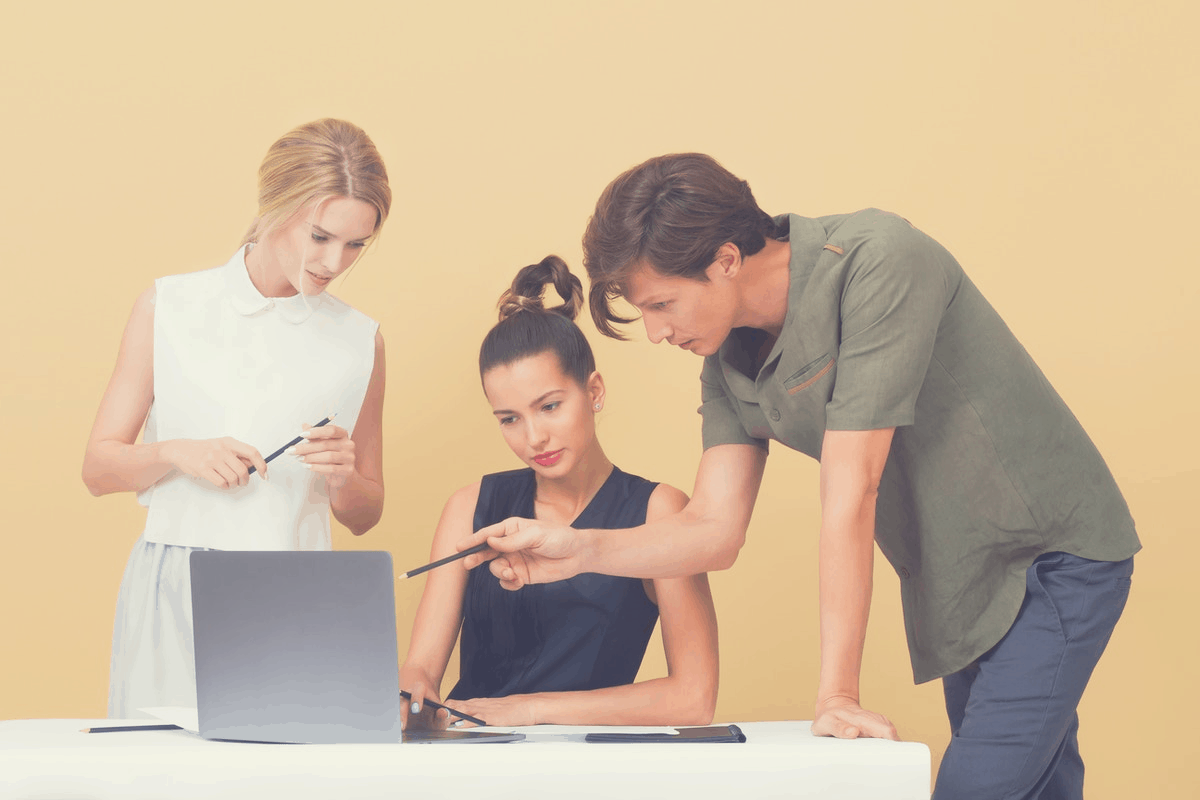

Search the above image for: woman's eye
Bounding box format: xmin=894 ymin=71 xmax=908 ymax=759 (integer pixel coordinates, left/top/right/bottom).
xmin=311 ymin=233 xmax=328 ymax=243
xmin=652 ymin=302 xmax=668 ymax=311
xmin=499 ymin=416 xmax=516 ymax=426
xmin=349 ymin=241 xmax=367 ymax=249
xmin=543 ymin=402 xmax=560 ymax=413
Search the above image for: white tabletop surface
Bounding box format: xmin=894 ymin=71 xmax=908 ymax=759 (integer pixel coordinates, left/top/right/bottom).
xmin=0 ymin=718 xmax=930 ymax=800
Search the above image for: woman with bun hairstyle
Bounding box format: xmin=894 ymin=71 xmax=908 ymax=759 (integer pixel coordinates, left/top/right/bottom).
xmin=399 ymin=255 xmax=718 ymax=730
xmin=83 ymin=119 xmax=391 ymax=718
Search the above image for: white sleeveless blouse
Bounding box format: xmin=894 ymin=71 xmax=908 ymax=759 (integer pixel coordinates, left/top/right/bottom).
xmin=138 ymin=246 xmax=378 ymax=550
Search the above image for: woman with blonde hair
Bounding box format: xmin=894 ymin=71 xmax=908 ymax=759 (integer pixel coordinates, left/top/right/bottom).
xmin=83 ymin=118 xmax=391 ymax=717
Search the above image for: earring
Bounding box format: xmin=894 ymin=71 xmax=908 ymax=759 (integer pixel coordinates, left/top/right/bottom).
xmin=594 ymin=404 xmax=601 ymax=410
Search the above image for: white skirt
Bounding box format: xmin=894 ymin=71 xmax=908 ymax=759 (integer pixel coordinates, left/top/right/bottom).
xmin=108 ymin=537 xmax=210 ymax=718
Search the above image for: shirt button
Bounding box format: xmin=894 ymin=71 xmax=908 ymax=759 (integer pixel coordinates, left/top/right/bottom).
xmin=769 ymin=408 xmax=781 ymax=422
xmin=899 ymin=567 xmax=911 ymax=579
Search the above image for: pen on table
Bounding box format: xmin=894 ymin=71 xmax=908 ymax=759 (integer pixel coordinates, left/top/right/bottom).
xmin=248 ymin=413 xmax=336 ymax=475
xmin=396 ymin=541 xmax=492 ymax=581
xmin=400 ymin=690 xmax=487 ymax=727
xmin=81 ymin=724 xmax=182 ymax=734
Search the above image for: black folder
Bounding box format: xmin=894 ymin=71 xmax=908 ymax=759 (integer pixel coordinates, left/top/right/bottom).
xmin=585 ymin=724 xmax=746 ymax=743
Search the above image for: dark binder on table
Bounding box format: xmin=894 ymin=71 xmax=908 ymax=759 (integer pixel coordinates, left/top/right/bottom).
xmin=585 ymin=724 xmax=746 ymax=743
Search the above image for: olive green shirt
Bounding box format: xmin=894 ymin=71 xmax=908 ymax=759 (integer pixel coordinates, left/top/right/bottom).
xmin=699 ymin=210 xmax=1141 ymax=683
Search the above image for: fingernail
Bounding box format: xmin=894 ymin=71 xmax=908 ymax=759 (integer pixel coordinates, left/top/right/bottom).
xmin=298 ymin=430 xmax=313 ymax=438
xmin=285 ymin=446 xmax=296 ymax=454
xmin=411 ymin=702 xmax=420 ymax=714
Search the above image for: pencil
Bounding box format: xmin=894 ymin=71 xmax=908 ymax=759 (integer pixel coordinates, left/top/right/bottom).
xmin=396 ymin=541 xmax=492 ymax=581
xmin=81 ymin=724 xmax=182 ymax=733
xmin=248 ymin=413 xmax=336 ymax=475
xmin=400 ymin=690 xmax=487 ymax=727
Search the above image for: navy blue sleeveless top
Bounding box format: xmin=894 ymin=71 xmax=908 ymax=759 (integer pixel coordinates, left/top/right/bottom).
xmin=447 ymin=466 xmax=660 ymax=700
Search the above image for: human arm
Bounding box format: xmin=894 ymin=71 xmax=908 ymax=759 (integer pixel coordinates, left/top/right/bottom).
xmin=398 ymin=481 xmax=477 ymax=731
xmin=459 ymin=442 xmax=767 ymax=588
xmin=82 ymin=286 xmax=268 ymax=495
xmin=300 ymin=329 xmax=386 ymax=535
xmin=809 ymin=428 xmax=899 ymax=741
xmin=809 ymin=215 xmax=950 ymax=741
xmin=445 ymin=483 xmax=720 ymax=727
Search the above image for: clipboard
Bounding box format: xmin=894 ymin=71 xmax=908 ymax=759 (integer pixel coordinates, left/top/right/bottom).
xmin=585 ymin=724 xmax=746 ymax=743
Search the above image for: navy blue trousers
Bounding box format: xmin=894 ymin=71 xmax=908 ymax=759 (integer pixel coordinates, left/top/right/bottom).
xmin=933 ymin=552 xmax=1134 ymax=800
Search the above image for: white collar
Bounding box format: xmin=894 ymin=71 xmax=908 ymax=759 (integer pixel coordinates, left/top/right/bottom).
xmin=227 ymin=245 xmax=324 ymax=324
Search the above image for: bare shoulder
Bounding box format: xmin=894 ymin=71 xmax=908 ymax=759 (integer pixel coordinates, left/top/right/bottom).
xmin=429 ymin=480 xmax=483 ymax=555
xmin=132 ymin=283 xmax=157 ymax=316
xmin=443 ymin=480 xmax=483 ymax=519
xmin=647 ymin=482 xmax=689 ymax=522
xmin=117 ymin=284 xmax=158 ymax=350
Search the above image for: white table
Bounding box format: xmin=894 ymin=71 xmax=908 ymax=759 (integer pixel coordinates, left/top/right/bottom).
xmin=0 ymin=719 xmax=930 ymax=800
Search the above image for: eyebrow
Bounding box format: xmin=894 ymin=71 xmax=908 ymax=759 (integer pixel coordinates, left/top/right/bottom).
xmin=492 ymin=389 xmax=565 ymax=416
xmin=625 ymin=292 xmax=662 ymax=310
xmin=623 ymin=281 xmax=667 ymax=309
xmin=312 ymin=224 xmax=370 ymax=244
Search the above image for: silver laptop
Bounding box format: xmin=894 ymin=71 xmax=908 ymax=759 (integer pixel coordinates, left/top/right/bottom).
xmin=190 ymin=550 xmax=403 ymax=744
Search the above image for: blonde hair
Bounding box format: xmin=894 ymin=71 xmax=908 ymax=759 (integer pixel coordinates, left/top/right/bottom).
xmin=241 ymin=118 xmax=391 ymax=247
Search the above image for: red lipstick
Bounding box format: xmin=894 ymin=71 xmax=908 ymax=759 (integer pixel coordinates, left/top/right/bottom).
xmin=533 ymin=449 xmax=564 ymax=467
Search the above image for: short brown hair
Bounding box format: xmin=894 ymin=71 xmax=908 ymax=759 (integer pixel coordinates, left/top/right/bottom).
xmin=582 ymin=153 xmax=786 ymax=339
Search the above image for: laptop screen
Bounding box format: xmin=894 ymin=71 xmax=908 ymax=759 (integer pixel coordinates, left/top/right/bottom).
xmin=190 ymin=550 xmax=402 ymax=744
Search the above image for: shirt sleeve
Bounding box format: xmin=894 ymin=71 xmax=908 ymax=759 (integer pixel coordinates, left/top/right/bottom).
xmin=824 ymin=224 xmax=951 ymax=431
xmin=698 ymin=357 xmax=769 ymax=451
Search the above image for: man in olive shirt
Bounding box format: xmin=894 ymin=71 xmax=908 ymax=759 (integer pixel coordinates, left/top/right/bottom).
xmin=462 ymin=154 xmax=1140 ymax=799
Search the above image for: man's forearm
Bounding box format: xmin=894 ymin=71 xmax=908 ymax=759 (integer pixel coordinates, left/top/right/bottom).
xmin=815 ymin=492 xmax=877 ymax=706
xmin=586 ymin=506 xmax=746 ymax=579
xmin=586 ymin=443 xmax=767 ymax=579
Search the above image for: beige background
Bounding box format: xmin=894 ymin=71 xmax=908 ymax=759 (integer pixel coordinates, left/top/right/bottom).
xmin=1 ymin=1 xmax=1196 ymax=795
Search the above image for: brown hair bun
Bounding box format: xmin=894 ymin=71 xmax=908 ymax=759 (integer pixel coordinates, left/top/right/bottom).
xmin=497 ymin=255 xmax=583 ymax=322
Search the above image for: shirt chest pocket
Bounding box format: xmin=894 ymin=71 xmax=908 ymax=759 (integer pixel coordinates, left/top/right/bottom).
xmin=783 ymin=354 xmax=836 ymax=396
xmin=775 ymin=354 xmax=837 ymax=455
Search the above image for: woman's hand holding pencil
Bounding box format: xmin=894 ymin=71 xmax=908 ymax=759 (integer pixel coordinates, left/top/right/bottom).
xmin=158 ymin=416 xmax=343 ymax=490
xmin=284 ymin=416 xmax=357 ymax=489
xmin=162 ymin=437 xmax=270 ymax=489
xmin=399 ymin=666 xmax=456 ymax=731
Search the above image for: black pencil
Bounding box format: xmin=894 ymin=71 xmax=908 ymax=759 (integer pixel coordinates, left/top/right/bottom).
xmin=81 ymin=723 xmax=182 ymax=733
xmin=400 ymin=691 xmax=488 ymax=726
xmin=248 ymin=414 xmax=336 ymax=475
xmin=396 ymin=541 xmax=492 ymax=581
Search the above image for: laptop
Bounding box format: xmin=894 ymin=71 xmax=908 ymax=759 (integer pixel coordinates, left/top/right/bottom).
xmin=190 ymin=550 xmax=404 ymax=744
